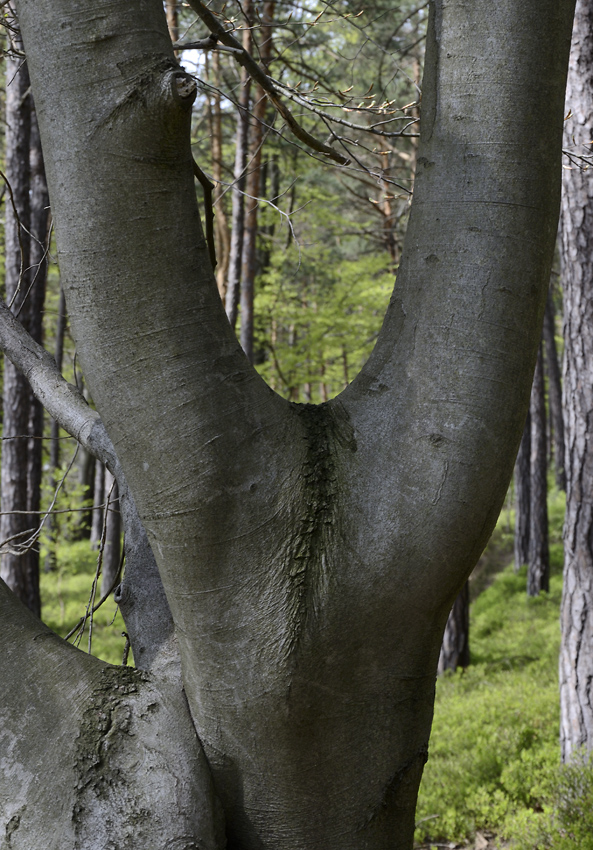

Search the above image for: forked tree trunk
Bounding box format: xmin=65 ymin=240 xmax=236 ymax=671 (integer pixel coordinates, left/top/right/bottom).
xmin=560 ymin=0 xmax=593 ymax=762
xmin=3 ymin=0 xmax=576 ymax=846
xmin=514 ymin=411 xmax=531 ymax=570
xmin=527 ymin=345 xmax=550 ymax=596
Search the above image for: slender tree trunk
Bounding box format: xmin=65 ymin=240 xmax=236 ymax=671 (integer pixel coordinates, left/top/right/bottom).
xmin=0 ymin=27 xmax=36 ymax=613
xmin=543 ymin=289 xmax=566 ymax=490
xmin=101 ymin=469 xmax=121 ymax=597
xmin=90 ymin=458 xmax=105 ymax=549
xmin=24 ymin=104 xmax=49 ymax=598
xmin=527 ymin=344 xmax=549 ymax=595
xmin=560 ymin=0 xmax=593 ymax=762
xmin=45 ymin=286 xmax=66 ymax=569
xmin=438 ymin=580 xmax=470 ymax=674
xmin=165 ymin=0 xmax=178 ymax=44
xmin=208 ymin=52 xmax=231 ymax=300
xmin=514 ymin=411 xmax=531 ymax=570
xmin=239 ymin=0 xmax=275 ymax=362
xmin=225 ymin=5 xmax=253 ymax=328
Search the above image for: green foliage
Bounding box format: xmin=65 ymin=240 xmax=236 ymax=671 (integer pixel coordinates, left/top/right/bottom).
xmin=415 ymin=490 xmax=569 ymax=848
xmin=254 ymin=242 xmax=393 ymax=400
xmin=40 ymin=539 xmax=130 ymax=667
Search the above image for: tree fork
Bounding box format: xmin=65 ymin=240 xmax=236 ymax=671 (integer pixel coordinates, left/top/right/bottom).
xmin=9 ymin=0 xmax=577 ymax=847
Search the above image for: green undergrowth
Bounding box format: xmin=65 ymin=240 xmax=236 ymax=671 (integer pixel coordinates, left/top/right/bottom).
xmin=40 ymin=539 xmax=131 ymax=666
xmin=414 ymin=488 xmax=593 ymax=849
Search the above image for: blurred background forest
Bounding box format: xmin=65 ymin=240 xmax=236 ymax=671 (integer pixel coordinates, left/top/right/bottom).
xmin=1 ymin=1 xmax=593 ymax=848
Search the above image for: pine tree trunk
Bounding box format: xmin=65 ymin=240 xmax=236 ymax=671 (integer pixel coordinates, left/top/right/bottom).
xmin=208 ymin=52 xmax=231 ymax=300
xmin=543 ymin=289 xmax=566 ymax=490
xmin=239 ymin=0 xmax=275 ymax=363
xmin=437 ymin=580 xmax=470 ymax=674
xmin=165 ymin=0 xmax=178 ymax=44
xmin=90 ymin=458 xmax=105 ymax=549
xmin=225 ymin=6 xmax=252 ymax=328
xmin=45 ymin=287 xmax=66 ymax=569
xmin=101 ymin=469 xmax=121 ymax=597
xmin=24 ymin=104 xmax=49 ymax=601
xmin=560 ymin=0 xmax=593 ymax=762
xmin=0 ymin=28 xmax=36 ymax=613
xmin=514 ymin=411 xmax=531 ymax=570
xmin=527 ymin=345 xmax=549 ymax=595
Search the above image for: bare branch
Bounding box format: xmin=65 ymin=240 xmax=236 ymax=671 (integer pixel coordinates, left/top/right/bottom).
xmin=183 ymin=0 xmax=351 ymax=166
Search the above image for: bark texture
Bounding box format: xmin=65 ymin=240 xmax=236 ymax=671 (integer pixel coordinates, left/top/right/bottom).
xmin=9 ymin=0 xmax=576 ymax=846
xmin=527 ymin=345 xmax=550 ymax=596
xmin=0 ymin=579 xmax=223 ymax=850
xmin=560 ymin=0 xmax=593 ymax=762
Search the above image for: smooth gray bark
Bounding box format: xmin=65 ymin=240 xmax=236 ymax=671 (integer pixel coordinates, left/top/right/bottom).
xmin=3 ymin=0 xmax=577 ymax=846
xmin=0 ymin=578 xmax=223 ymax=849
xmin=560 ymin=0 xmax=593 ymax=763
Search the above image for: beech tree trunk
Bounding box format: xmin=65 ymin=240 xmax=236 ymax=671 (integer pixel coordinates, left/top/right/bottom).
xmin=1 ymin=0 xmax=576 ymax=847
xmin=560 ymin=0 xmax=593 ymax=762
xmin=514 ymin=411 xmax=531 ymax=570
xmin=527 ymin=344 xmax=550 ymax=595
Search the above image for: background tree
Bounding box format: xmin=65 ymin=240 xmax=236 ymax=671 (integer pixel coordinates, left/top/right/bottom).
xmin=0 ymin=0 xmax=575 ymax=848
xmin=560 ymin=0 xmax=593 ymax=762
xmin=0 ymin=18 xmax=50 ymax=615
xmin=527 ymin=344 xmax=550 ymax=595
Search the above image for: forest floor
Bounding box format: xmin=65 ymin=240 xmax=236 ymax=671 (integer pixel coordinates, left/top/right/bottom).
xmin=416 ymin=831 xmax=510 ymax=849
